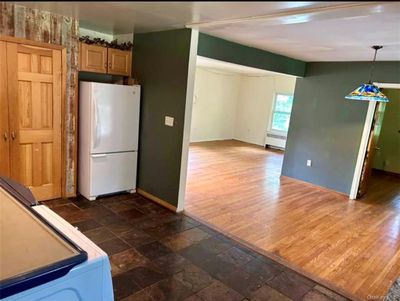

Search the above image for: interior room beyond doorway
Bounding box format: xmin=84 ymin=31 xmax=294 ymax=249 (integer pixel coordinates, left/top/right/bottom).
xmin=184 ymin=60 xmax=400 ymax=300
xmin=190 ymin=56 xmax=297 ymax=149
xmin=186 ymin=56 xmax=297 ymax=212
xmin=360 ymin=88 xmax=400 ymax=201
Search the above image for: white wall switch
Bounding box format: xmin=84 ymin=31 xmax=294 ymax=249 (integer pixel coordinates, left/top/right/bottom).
xmin=307 ymin=160 xmax=312 ymax=167
xmin=165 ymin=116 xmax=174 ymax=127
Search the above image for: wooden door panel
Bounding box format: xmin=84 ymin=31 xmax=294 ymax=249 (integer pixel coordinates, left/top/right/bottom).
xmin=41 ymin=83 xmax=53 ymax=128
xmin=107 ymin=48 xmax=132 ymax=76
xmin=7 ymin=42 xmax=61 ymax=201
xmin=42 ymin=142 xmax=53 ymax=185
xmin=18 ymin=81 xmax=33 ymax=128
xmin=80 ymin=43 xmax=107 ymax=73
xmin=20 ymin=144 xmax=33 ymax=185
xmin=40 ymin=56 xmax=53 ymax=74
xmin=0 ymin=41 xmax=10 ymax=176
xmin=17 ymin=53 xmax=32 ymax=72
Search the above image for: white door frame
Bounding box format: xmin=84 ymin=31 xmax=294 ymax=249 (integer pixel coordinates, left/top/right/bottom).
xmin=349 ymin=82 xmax=400 ymax=199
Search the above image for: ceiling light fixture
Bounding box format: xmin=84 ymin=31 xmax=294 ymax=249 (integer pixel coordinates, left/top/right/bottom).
xmin=345 ymin=45 xmax=389 ymax=102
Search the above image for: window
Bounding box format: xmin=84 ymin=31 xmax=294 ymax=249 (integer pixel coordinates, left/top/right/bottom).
xmin=270 ymin=94 xmax=294 ymax=132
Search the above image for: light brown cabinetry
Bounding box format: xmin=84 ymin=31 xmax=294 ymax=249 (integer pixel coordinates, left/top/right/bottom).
xmin=108 ymin=48 xmax=132 ymax=76
xmin=79 ymin=42 xmax=132 ymax=76
xmin=80 ymin=43 xmax=108 ymax=74
xmin=0 ymin=39 xmax=63 ymax=201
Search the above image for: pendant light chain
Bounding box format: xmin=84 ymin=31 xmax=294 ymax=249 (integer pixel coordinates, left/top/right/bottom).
xmin=368 ymin=45 xmax=382 ymax=84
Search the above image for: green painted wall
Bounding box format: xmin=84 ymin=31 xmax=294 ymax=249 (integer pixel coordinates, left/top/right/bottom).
xmin=133 ymin=29 xmax=194 ymax=207
xmin=282 ymin=62 xmax=400 ymax=194
xmin=197 ymin=33 xmax=306 ymax=77
xmin=373 ymin=89 xmax=400 ymax=174
xmin=132 ymin=29 xmax=399 ymax=203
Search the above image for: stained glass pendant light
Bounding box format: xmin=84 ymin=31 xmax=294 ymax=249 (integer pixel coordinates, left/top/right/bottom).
xmin=345 ymin=46 xmax=389 ymax=102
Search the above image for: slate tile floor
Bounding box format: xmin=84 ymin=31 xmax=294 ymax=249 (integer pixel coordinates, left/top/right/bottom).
xmin=45 ymin=193 xmax=349 ymax=301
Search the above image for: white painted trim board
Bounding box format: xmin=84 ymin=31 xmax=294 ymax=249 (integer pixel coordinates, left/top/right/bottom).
xmin=177 ymin=29 xmax=199 ymax=212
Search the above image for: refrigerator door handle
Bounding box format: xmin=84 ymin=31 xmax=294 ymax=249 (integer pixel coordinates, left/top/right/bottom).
xmin=91 ymin=154 xmax=107 ymax=158
xmin=93 ymin=95 xmax=100 ymax=149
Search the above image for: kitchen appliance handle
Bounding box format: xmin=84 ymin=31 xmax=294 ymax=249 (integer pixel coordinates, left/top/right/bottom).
xmin=93 ymin=94 xmax=100 ymax=149
xmin=91 ymin=154 xmax=107 ymax=158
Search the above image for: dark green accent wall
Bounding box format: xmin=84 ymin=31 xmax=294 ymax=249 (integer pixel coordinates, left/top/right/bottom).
xmin=197 ymin=33 xmax=306 ymax=77
xmin=282 ymin=61 xmax=400 ymax=194
xmin=133 ymin=29 xmax=193 ymax=206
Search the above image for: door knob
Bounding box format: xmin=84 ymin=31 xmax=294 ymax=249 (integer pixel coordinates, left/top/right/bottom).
xmin=11 ymin=131 xmax=16 ymax=140
xmin=3 ymin=132 xmax=7 ymax=141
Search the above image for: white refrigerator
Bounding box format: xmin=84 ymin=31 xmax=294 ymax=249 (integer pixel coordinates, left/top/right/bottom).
xmin=78 ymin=82 xmax=140 ymax=201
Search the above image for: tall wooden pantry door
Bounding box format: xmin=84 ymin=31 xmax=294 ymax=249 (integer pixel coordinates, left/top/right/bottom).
xmin=0 ymin=41 xmax=10 ymax=177
xmin=4 ymin=41 xmax=62 ymax=201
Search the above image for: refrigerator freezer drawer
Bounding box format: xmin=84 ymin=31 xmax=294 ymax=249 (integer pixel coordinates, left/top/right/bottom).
xmin=90 ymin=152 xmax=137 ymax=197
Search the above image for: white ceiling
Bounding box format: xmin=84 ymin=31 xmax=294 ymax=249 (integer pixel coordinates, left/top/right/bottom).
xmin=17 ymin=2 xmax=400 ymax=62
xmin=197 ymin=56 xmax=295 ymax=77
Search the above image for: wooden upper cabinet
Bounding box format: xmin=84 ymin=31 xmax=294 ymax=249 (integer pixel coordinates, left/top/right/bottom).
xmin=79 ymin=42 xmax=132 ymax=76
xmin=80 ymin=42 xmax=107 ymax=74
xmin=107 ymin=48 xmax=132 ymax=76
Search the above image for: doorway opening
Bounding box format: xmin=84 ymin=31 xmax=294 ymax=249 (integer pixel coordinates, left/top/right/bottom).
xmin=184 ymin=56 xmax=297 ymax=214
xmin=353 ymin=87 xmax=400 ymax=202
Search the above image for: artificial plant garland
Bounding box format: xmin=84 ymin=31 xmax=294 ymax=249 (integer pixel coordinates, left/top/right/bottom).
xmin=79 ymin=36 xmax=133 ymax=51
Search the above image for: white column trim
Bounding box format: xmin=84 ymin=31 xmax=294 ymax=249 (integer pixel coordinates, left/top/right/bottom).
xmin=177 ymin=29 xmax=199 ymax=212
xmin=349 ymin=101 xmax=376 ymax=199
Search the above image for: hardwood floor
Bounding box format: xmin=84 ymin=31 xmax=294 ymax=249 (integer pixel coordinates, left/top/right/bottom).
xmin=184 ymin=140 xmax=400 ymax=301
